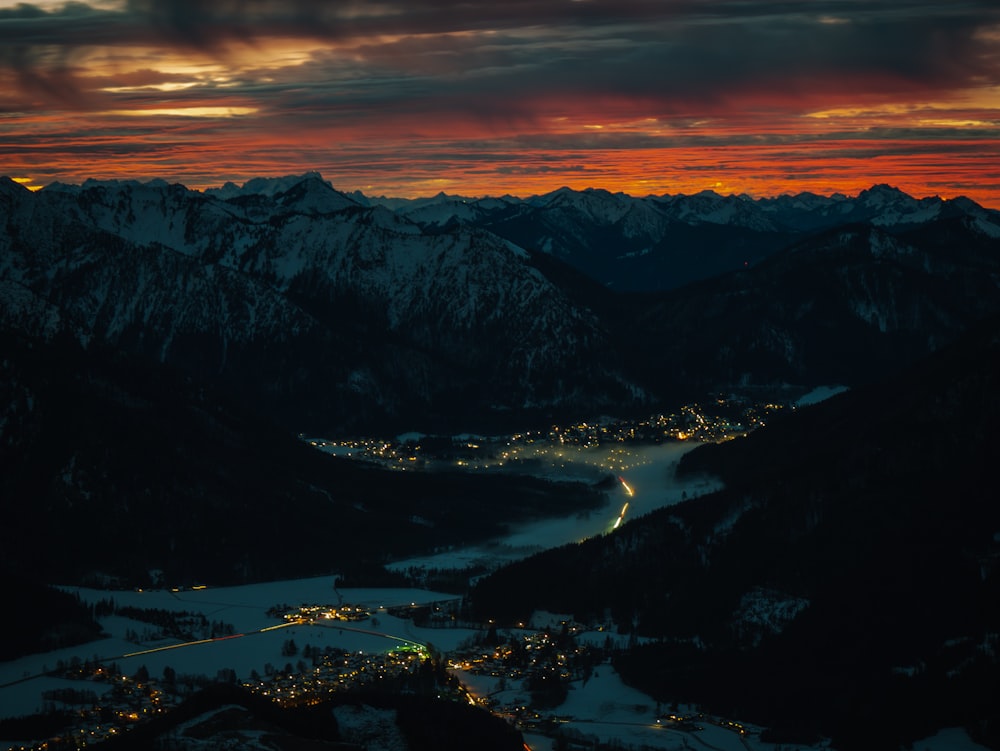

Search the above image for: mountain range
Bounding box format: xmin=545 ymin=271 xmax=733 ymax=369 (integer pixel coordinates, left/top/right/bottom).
xmin=2 ymin=173 xmax=1000 ymax=748
xmin=367 ymin=180 xmax=1000 ymax=291
xmin=3 ymin=171 xmax=998 ymax=590
xmin=2 ymin=174 xmax=999 ymax=434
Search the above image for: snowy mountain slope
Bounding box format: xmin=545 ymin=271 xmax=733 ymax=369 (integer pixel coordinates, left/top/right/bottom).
xmin=385 ymin=193 xmax=525 ymax=228
xmin=651 ymin=189 xmax=780 ymax=232
xmin=625 ymin=218 xmax=1000 ymax=393
xmin=3 ymin=173 xmax=998 ymax=429
xmin=377 ymin=182 xmax=998 ymax=239
xmin=0 ymin=280 xmax=69 ymax=341
xmin=382 ymin=183 xmax=999 ymax=292
xmin=757 ymin=183 xmax=999 ymax=232
xmin=205 ymin=171 xmax=362 ymax=215
xmin=0 ymin=175 xmax=644 ymax=432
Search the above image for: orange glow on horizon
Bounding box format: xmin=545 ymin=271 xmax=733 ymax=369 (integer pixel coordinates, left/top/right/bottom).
xmin=2 ymin=3 xmax=998 ymax=206
xmin=8 ymin=140 xmax=1000 ymax=207
xmin=6 ymin=83 xmax=999 ymax=205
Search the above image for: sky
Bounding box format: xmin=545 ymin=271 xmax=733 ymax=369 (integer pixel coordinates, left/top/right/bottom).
xmin=2 ymin=0 xmax=999 ymax=204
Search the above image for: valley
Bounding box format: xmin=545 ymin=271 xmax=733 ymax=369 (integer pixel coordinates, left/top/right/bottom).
xmin=2 ymin=364 xmax=992 ymax=751
xmin=0 ymin=403 xmax=786 ymax=751
xmin=2 ymin=175 xmax=999 ymax=750
xmin=0 ymin=576 xmax=761 ymax=751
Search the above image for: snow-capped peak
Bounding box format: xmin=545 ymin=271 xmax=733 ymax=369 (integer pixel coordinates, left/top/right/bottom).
xmin=857 ymin=183 xmax=911 ymax=206
xmin=534 ymin=186 xmax=633 ymax=224
xmin=40 ymin=181 xmax=84 ymax=195
xmin=207 ymin=172 xmax=328 ymax=199
xmin=854 ymin=185 xmax=947 ymax=227
xmin=206 ymin=172 xmax=359 ymax=214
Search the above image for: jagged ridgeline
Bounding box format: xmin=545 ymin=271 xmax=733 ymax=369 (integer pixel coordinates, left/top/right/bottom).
xmin=0 ymin=174 xmax=641 ymax=435
xmin=3 ymin=174 xmax=1000 ymax=433
xmin=2 ymin=173 xmax=1000 ymax=586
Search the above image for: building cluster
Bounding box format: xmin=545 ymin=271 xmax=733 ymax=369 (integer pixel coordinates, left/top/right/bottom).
xmin=302 ymin=397 xmax=787 ymax=471
xmin=247 ymin=646 xmax=429 ymax=705
xmin=6 ymin=616 xmax=754 ymax=751
xmin=280 ymin=603 xmax=371 ymax=623
xmin=447 ymin=622 xmax=607 ymax=721
xmin=8 ymin=664 xmax=179 ymax=751
xmin=305 ymin=437 xmax=423 ymax=468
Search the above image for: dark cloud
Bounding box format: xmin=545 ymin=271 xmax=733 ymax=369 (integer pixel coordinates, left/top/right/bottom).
xmin=492 ymin=164 xmax=601 ymax=175
xmin=492 ymin=124 xmax=1000 ymax=153
xmin=2 ymin=0 xmax=999 ymax=203
xmin=0 ymin=45 xmax=91 ymax=108
xmin=420 ymin=11 xmax=998 ymax=115
xmin=3 ymin=0 xmax=998 ymax=104
xmin=122 ymin=0 xmax=344 ymax=49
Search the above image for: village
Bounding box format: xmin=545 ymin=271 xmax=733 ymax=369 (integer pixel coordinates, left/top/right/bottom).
xmin=3 ymin=597 xmax=754 ymax=751
xmin=303 ymin=396 xmax=788 ymax=472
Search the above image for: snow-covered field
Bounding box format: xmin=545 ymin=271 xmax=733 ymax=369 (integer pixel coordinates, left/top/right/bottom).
xmin=461 ymin=664 xmax=991 ymax=751
xmin=391 ymin=442 xmax=721 ymax=571
xmin=3 ymin=444 xmax=713 ymax=736
xmin=3 ymin=441 xmax=987 ymax=751
xmin=794 ymin=384 xmax=849 ymax=407
xmin=0 ymin=578 xmax=469 ymax=723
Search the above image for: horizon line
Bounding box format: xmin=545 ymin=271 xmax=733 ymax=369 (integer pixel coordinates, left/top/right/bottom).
xmin=5 ymin=173 xmax=994 ymax=209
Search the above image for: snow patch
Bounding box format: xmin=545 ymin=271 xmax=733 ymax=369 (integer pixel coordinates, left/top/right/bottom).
xmin=332 ymin=704 xmax=407 ymax=751
xmin=618 ymin=247 xmax=651 ymax=259
xmin=732 ymin=587 xmax=809 ymax=647
xmin=851 ymin=298 xmax=889 ymax=332
xmin=795 ymin=385 xmax=849 ymax=407
xmin=911 ymin=726 xmax=993 ymax=751
xmin=868 ymin=229 xmax=911 ymax=258
xmin=972 ymin=216 xmax=1000 ymax=238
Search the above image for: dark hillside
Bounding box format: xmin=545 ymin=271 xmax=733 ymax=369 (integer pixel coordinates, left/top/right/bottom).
xmin=0 ymin=331 xmax=605 ymax=588
xmin=627 ymin=219 xmax=1000 ymax=395
xmin=471 ymin=316 xmax=1000 ymax=749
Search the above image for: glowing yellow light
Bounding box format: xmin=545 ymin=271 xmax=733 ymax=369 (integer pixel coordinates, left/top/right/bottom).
xmin=11 ymin=177 xmax=43 ymax=191
xmin=101 ymin=82 xmax=201 ymax=93
xmin=105 ymin=107 xmax=258 ymax=118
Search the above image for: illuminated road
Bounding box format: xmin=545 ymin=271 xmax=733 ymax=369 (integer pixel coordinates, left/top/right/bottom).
xmin=618 ymin=476 xmax=635 ymax=497
xmin=612 ymin=502 xmax=630 ymax=530
xmin=121 ymin=620 xmax=298 ymax=658
xmin=120 ymin=618 xmax=428 ymax=660
xmin=611 ymin=476 xmax=634 ymax=529
xmin=0 ymin=618 xmax=427 ymax=690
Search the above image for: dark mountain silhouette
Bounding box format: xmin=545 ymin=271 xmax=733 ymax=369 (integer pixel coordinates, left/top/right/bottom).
xmin=0 ymin=330 xmax=604 ymax=589
xmin=3 ymin=176 xmax=999 ymax=434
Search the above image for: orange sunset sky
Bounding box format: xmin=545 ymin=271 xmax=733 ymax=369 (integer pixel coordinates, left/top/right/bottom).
xmin=2 ymin=0 xmax=999 ymax=205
